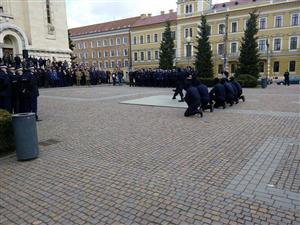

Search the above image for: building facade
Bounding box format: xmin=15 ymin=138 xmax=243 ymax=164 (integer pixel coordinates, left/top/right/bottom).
xmin=131 ymin=11 xmax=177 ymax=70
xmin=0 ymin=0 xmax=71 ymax=61
xmin=69 ymin=17 xmax=140 ymax=72
xmin=70 ymin=0 xmax=300 ymax=76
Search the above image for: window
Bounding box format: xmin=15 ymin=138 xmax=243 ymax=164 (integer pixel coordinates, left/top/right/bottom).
xmin=133 ymin=37 xmax=137 ymax=45
xmin=185 ymin=28 xmax=193 ymax=38
xmin=186 ymin=45 xmax=192 ymax=57
xmin=116 ymin=38 xmax=121 ymax=45
xmin=291 ymin=13 xmax=299 ymax=26
xmin=259 ymin=62 xmax=264 ymax=73
xmin=123 ymin=37 xmax=128 ymax=44
xmin=110 ymin=49 xmax=115 ymax=57
xmin=0 ymin=7 xmax=3 ymax=13
xmin=123 ymin=49 xmax=128 ymax=56
xmin=154 ymin=34 xmax=158 ymax=42
xmin=110 ymin=39 xmax=114 ymax=46
xmin=111 ymin=61 xmax=115 ymax=68
xmin=218 ymin=64 xmax=223 ymax=74
xmin=259 ymin=17 xmax=266 ymax=29
xmin=140 ymin=36 xmax=144 ymax=44
xmin=98 ymin=61 xmax=103 ymax=69
xmin=273 ymin=61 xmax=279 ymax=72
xmin=171 ymin=31 xmax=176 ymax=39
xmin=185 ymin=4 xmax=193 ymax=14
xmin=289 ymin=37 xmax=298 ymax=50
xmin=219 ymin=24 xmax=225 ymax=34
xmin=231 ymin=42 xmax=237 ymax=54
xmin=103 ymin=39 xmax=108 ymax=46
xmin=231 ymin=64 xmax=237 ymax=74
xmin=98 ymin=51 xmax=102 ymax=58
xmin=275 ymin=16 xmax=282 ymax=28
xmin=97 ymin=40 xmax=102 ymax=47
xmin=117 ymin=60 xmax=122 ymax=68
xmin=147 ymin=35 xmax=151 ymax=43
xmin=104 ymin=61 xmax=109 ymax=68
xmin=218 ymin=43 xmax=224 ymax=55
xmin=92 ymin=51 xmax=96 ymax=59
xmin=140 ymin=52 xmax=144 ymax=61
xmin=155 ymin=51 xmax=159 ymax=60
xmin=104 ymin=50 xmax=108 ymax=58
xmin=258 ymin=39 xmax=267 ymax=51
xmin=46 ymin=0 xmax=52 ymax=24
xmin=116 ymin=49 xmax=121 ymax=57
xmin=231 ymin=22 xmax=237 ymax=33
xmin=207 ymin=25 xmax=211 ymax=36
xmin=147 ymin=51 xmax=151 ymax=61
xmin=134 ymin=52 xmax=138 ymax=61
xmin=273 ymin=38 xmax=281 ymax=51
xmin=91 ymin=41 xmax=95 ymax=48
xmin=289 ymin=61 xmax=296 ymax=72
xmin=124 ymin=60 xmax=129 ymax=67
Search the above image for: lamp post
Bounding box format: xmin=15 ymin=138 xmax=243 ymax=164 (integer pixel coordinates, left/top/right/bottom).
xmin=186 ymin=36 xmax=192 ymax=68
xmin=266 ymin=39 xmax=270 ymax=81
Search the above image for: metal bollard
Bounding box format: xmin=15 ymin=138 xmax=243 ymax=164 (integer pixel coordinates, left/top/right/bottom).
xmin=12 ymin=113 xmax=39 ymax=161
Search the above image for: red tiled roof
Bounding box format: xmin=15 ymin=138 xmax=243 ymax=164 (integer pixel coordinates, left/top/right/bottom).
xmin=213 ymin=0 xmax=269 ymax=9
xmin=69 ymin=16 xmax=140 ymax=37
xmin=132 ymin=12 xmax=177 ymax=28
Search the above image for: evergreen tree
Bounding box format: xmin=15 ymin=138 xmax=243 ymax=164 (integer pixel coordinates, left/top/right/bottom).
xmin=194 ymin=15 xmax=214 ymax=78
xmin=237 ymin=12 xmax=260 ymax=78
xmin=159 ymin=22 xmax=175 ymax=70
xmin=68 ymin=31 xmax=75 ymax=51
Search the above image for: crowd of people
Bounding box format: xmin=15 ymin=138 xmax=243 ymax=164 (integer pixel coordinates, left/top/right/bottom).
xmin=0 ymin=54 xmax=245 ymax=119
xmin=174 ymin=71 xmax=245 ymax=117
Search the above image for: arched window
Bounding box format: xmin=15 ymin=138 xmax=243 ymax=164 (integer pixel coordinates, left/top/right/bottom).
xmin=46 ymin=0 xmax=52 ymax=24
xmin=189 ymin=4 xmax=193 ymax=13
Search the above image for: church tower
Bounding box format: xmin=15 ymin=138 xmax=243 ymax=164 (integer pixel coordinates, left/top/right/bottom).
xmin=177 ymin=0 xmax=212 ymax=18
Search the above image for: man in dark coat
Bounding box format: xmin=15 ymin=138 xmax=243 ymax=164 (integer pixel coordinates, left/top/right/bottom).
xmin=196 ymin=80 xmax=213 ymax=112
xmin=27 ymin=66 xmax=40 ymax=121
xmin=184 ymin=76 xmax=203 ymax=117
xmin=221 ymin=78 xmax=234 ymax=106
xmin=172 ymin=68 xmax=185 ymax=102
xmin=0 ymin=64 xmax=11 ymax=112
xmin=209 ymin=78 xmax=226 ymax=109
xmin=129 ymin=70 xmax=135 ymax=87
xmin=19 ymin=67 xmax=32 ymax=113
xmin=284 ymin=71 xmax=290 ymax=86
xmin=230 ymin=77 xmax=245 ymax=102
xmin=8 ymin=65 xmax=20 ymax=114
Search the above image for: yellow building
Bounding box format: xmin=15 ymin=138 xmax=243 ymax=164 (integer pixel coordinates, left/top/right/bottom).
xmin=131 ymin=11 xmax=177 ymax=70
xmin=175 ymin=0 xmax=300 ymax=77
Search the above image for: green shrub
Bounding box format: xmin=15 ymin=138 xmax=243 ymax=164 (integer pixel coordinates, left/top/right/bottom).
xmin=0 ymin=109 xmax=15 ymax=156
xmin=198 ymin=77 xmax=215 ymax=87
xmin=236 ymin=74 xmax=258 ymax=88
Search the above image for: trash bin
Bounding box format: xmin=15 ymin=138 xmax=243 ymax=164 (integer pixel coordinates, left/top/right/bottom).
xmin=261 ymin=78 xmax=267 ymax=88
xmin=12 ymin=113 xmax=39 ymax=161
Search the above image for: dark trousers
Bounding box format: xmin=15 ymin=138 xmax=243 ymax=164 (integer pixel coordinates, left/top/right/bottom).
xmin=0 ymin=96 xmax=11 ymax=113
xmin=284 ymin=78 xmax=290 ymax=86
xmin=173 ymin=88 xmax=184 ymax=100
xmin=112 ymin=78 xmax=116 ymax=86
xmin=129 ymin=79 xmax=135 ymax=87
xmin=20 ymin=98 xmax=31 ymax=113
xmin=11 ymin=97 xmax=20 ymax=114
xmin=184 ymin=103 xmax=201 ymax=117
xmin=201 ymin=99 xmax=211 ymax=111
xmin=213 ymin=97 xmax=225 ymax=108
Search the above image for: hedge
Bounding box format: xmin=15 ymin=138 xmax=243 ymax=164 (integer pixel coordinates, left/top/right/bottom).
xmin=236 ymin=74 xmax=258 ymax=88
xmin=0 ymin=109 xmax=15 ymax=156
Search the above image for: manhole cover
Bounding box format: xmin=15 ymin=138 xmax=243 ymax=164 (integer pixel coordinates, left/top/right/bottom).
xmin=39 ymin=139 xmax=61 ymax=147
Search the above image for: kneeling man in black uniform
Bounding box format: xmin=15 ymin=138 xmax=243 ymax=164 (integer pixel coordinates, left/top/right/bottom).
xmin=196 ymin=80 xmax=213 ymax=112
xmin=230 ymin=77 xmax=245 ymax=102
xmin=184 ymin=76 xmax=203 ymax=117
xmin=209 ymin=78 xmax=226 ymax=109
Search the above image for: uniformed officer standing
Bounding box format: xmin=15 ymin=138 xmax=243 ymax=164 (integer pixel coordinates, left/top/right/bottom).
xmin=8 ymin=65 xmax=20 ymax=114
xmin=172 ymin=68 xmax=185 ymax=102
xmin=28 ymin=66 xmax=40 ymax=121
xmin=0 ymin=64 xmax=11 ymax=112
xmin=19 ymin=66 xmax=32 ymax=113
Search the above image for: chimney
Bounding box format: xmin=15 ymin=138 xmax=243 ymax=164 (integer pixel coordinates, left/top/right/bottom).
xmin=148 ymin=13 xmax=152 ymax=17
xmin=140 ymin=14 xmax=147 ymax=19
xmin=169 ymin=9 xmax=174 ymax=13
xmin=160 ymin=11 xmax=165 ymax=15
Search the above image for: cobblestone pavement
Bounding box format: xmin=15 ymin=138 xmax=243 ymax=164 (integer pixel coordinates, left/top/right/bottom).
xmin=1 ymin=84 xmax=299 ymax=225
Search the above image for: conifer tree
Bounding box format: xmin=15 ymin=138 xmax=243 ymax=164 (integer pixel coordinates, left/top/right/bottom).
xmin=159 ymin=22 xmax=175 ymax=70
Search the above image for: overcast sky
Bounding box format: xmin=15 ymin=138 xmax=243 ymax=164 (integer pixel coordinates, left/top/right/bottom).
xmin=66 ymin=0 xmax=225 ymax=28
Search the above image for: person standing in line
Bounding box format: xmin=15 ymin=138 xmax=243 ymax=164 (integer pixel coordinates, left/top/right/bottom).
xmin=0 ymin=64 xmax=11 ymax=112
